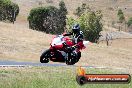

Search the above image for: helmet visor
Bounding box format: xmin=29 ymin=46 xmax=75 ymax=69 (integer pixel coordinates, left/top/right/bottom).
xmin=72 ymin=29 xmax=79 ymax=34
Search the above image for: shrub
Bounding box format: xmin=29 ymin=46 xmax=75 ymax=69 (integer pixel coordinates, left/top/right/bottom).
xmin=66 ymin=17 xmax=75 ymax=29
xmin=78 ymin=12 xmax=102 ymax=42
xmin=127 ymin=17 xmax=132 ymax=27
xmin=46 ymin=0 xmax=53 ymax=3
xmin=68 ymin=3 xmax=102 ymax=42
xmin=117 ymin=9 xmax=125 ymax=23
xmin=67 ymin=11 xmax=103 ymax=43
xmin=59 ymin=0 xmax=67 ymax=15
xmin=59 ymin=0 xmax=67 ymax=28
xmin=28 ymin=4 xmax=67 ymax=34
xmin=0 ymin=0 xmax=19 ymax=23
xmin=74 ymin=3 xmax=90 ymax=16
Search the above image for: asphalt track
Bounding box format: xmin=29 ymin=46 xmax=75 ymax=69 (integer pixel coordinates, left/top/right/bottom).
xmin=0 ymin=60 xmax=66 ymax=67
xmin=0 ymin=60 xmax=96 ymax=68
xmin=0 ymin=60 xmax=128 ymax=73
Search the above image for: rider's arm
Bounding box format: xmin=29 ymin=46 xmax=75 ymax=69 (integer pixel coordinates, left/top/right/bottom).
xmin=74 ymin=33 xmax=84 ymax=49
xmin=78 ymin=34 xmax=83 ymax=42
xmin=63 ymin=32 xmax=73 ymax=36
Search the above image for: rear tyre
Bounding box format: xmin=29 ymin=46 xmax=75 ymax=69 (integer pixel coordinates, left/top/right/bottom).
xmin=40 ymin=49 xmax=50 ymax=63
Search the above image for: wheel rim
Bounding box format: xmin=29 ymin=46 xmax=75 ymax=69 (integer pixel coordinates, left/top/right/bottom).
xmin=42 ymin=53 xmax=50 ymax=61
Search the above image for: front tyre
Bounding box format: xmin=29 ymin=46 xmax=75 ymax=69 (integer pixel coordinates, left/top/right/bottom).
xmin=40 ymin=49 xmax=50 ymax=63
xmin=65 ymin=53 xmax=76 ymax=65
xmin=66 ymin=58 xmax=75 ymax=65
xmin=76 ymin=52 xmax=81 ymax=63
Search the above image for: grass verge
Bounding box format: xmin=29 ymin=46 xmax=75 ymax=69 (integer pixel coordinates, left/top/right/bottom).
xmin=0 ymin=66 xmax=131 ymax=88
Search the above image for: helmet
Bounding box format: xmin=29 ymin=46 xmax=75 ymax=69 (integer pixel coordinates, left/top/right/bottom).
xmin=72 ymin=24 xmax=80 ymax=34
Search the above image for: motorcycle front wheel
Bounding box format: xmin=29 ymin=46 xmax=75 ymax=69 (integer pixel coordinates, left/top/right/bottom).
xmin=40 ymin=49 xmax=50 ymax=63
xmin=65 ymin=52 xmax=76 ymax=65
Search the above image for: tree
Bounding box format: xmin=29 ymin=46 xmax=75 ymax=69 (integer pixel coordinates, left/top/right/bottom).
xmin=75 ymin=3 xmax=90 ymax=16
xmin=68 ymin=3 xmax=102 ymax=42
xmin=46 ymin=0 xmax=53 ymax=3
xmin=59 ymin=0 xmax=68 ymax=28
xmin=127 ymin=17 xmax=132 ymax=27
xmin=59 ymin=0 xmax=67 ymax=15
xmin=117 ymin=9 xmax=123 ymax=16
xmin=0 ymin=0 xmax=19 ymax=23
xmin=67 ymin=17 xmax=75 ymax=29
xmin=117 ymin=9 xmax=126 ymax=31
xmin=67 ymin=11 xmax=103 ymax=43
xmin=79 ymin=12 xmax=103 ymax=42
xmin=28 ymin=4 xmax=68 ymax=34
xmin=127 ymin=17 xmax=132 ymax=32
xmin=117 ymin=9 xmax=125 ymax=23
xmin=75 ymin=7 xmax=82 ymax=16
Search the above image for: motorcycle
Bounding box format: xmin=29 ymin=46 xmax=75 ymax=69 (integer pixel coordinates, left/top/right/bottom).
xmin=40 ymin=35 xmax=89 ymax=65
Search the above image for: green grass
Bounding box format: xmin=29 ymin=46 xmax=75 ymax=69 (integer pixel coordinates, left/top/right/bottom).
xmin=0 ymin=66 xmax=131 ymax=88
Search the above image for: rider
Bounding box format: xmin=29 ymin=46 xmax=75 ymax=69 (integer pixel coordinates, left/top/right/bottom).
xmin=63 ymin=23 xmax=84 ymax=50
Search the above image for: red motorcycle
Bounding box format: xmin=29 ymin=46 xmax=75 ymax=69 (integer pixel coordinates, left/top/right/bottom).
xmin=40 ymin=35 xmax=89 ymax=65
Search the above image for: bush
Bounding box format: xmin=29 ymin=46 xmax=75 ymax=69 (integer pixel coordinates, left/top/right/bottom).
xmin=46 ymin=0 xmax=53 ymax=3
xmin=68 ymin=3 xmax=102 ymax=42
xmin=0 ymin=0 xmax=19 ymax=23
xmin=127 ymin=17 xmax=132 ymax=27
xmin=28 ymin=1 xmax=67 ymax=34
xmin=28 ymin=6 xmax=67 ymax=34
xmin=59 ymin=0 xmax=67 ymax=15
xmin=117 ymin=9 xmax=125 ymax=23
xmin=59 ymin=0 xmax=67 ymax=29
xmin=79 ymin=12 xmax=102 ymax=42
xmin=74 ymin=3 xmax=90 ymax=16
xmin=67 ymin=17 xmax=75 ymax=29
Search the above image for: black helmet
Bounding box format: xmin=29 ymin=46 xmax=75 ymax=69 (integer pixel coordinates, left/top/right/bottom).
xmin=72 ymin=24 xmax=80 ymax=34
